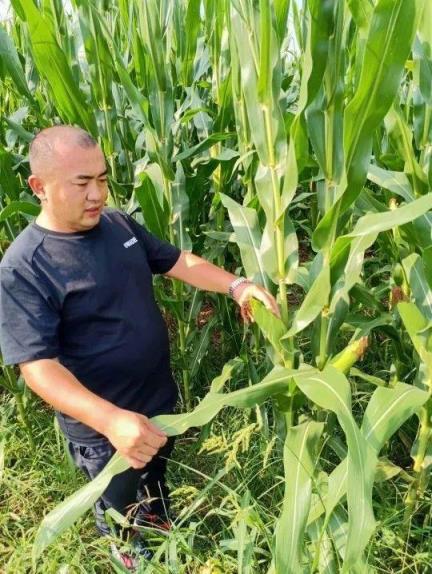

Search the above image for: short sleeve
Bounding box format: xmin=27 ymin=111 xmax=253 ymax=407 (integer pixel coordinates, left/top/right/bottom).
xmin=124 ymin=214 xmax=182 ymax=274
xmin=0 ymin=266 xmax=61 ymax=366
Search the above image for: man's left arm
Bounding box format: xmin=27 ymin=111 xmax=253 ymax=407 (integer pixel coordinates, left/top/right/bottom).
xmin=164 ymin=251 xmax=280 ymax=323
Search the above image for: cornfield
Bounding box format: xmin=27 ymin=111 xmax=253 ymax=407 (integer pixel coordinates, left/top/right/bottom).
xmin=1 ymin=0 xmax=432 ymax=572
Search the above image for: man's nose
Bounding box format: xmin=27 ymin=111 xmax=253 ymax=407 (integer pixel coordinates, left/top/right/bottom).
xmin=86 ymin=180 xmax=104 ymax=202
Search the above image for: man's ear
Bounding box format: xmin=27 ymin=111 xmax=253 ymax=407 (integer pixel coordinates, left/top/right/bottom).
xmin=28 ymin=174 xmax=46 ymax=202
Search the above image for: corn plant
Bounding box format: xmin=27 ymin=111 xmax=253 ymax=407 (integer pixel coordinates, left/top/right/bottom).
xmin=1 ymin=0 xmax=432 ymax=571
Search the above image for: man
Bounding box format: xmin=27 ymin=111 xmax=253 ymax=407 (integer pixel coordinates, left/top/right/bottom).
xmin=0 ymin=125 xmax=279 ymax=568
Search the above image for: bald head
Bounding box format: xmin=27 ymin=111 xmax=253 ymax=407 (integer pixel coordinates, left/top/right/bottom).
xmin=28 ymin=125 xmax=108 ymax=232
xmin=29 ymin=125 xmax=98 ymax=176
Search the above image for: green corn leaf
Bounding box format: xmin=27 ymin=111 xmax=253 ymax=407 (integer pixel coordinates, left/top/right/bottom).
xmin=423 ymin=246 xmax=432 ymax=283
xmin=0 ymin=148 xmax=21 ymax=201
xmin=402 ymin=253 xmax=432 ymax=320
xmin=398 ymin=302 xmax=432 ymax=374
xmin=134 ymin=174 xmax=168 ymax=240
xmin=386 ymin=105 xmax=429 ymax=196
xmin=374 ymin=458 xmax=403 ymax=482
xmin=32 ymin=453 xmax=130 ymax=565
xmin=306 ymin=0 xmax=334 ymax=105
xmin=367 ymin=164 xmax=432 ymax=247
xmin=306 ymin=0 xmax=343 ymax=185
xmin=327 ymin=233 xmax=377 ymax=345
xmin=220 ymin=193 xmax=270 ymax=289
xmin=0 ymin=25 xmax=32 ymax=100
xmin=231 ymin=4 xmax=286 ymax=167
xmin=257 ymin=0 xmax=272 ymax=105
xmin=283 ymin=262 xmax=330 ymax=338
xmin=274 ymin=0 xmax=290 ymax=46
xmin=307 ymin=515 xmax=337 ymax=573
xmin=209 ymin=358 xmax=243 ymax=393
xmin=96 ymin=14 xmax=150 ymax=125
xmin=293 ymin=366 xmax=376 ymax=568
xmin=327 ymin=192 xmax=432 ymax=277
xmin=350 ymin=367 xmax=387 ymax=388
xmin=367 ymin=164 xmax=413 ymax=200
xmin=343 ymin=0 xmax=417 ymax=210
xmin=190 ymin=316 xmax=218 ymax=379
xmin=282 ymin=0 xmax=334 ymax=212
xmin=361 ymin=383 xmax=429 ymax=453
xmin=76 ymin=3 xmax=114 ymax=112
xmin=274 ymin=421 xmax=324 ymax=574
xmin=250 ymin=299 xmax=288 ymax=364
xmin=141 ymin=0 xmax=167 ymax=93
xmin=182 ymin=0 xmax=201 ymax=86
xmin=0 ymin=201 xmax=40 ymax=221
xmin=326 ymin=508 xmax=369 ymax=574
xmin=307 ymin=382 xmax=428 ymax=536
xmin=3 ymin=116 xmax=34 ymax=144
xmin=175 ymin=133 xmax=234 ymax=161
xmin=416 ymin=1 xmax=432 ymax=104
xmin=348 ymin=193 xmax=432 ymax=239
xmin=12 ymin=0 xmax=96 ymax=133
xmin=172 ymin=163 xmax=192 ymax=251
xmin=255 ymin=166 xmax=299 ymax=284
xmin=346 ymin=0 xmax=373 ymax=33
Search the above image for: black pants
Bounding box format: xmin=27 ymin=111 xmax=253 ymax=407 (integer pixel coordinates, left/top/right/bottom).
xmin=67 ymin=437 xmax=174 ymax=536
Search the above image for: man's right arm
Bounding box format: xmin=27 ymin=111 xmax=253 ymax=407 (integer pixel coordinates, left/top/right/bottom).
xmin=19 ymin=358 xmax=167 ymax=469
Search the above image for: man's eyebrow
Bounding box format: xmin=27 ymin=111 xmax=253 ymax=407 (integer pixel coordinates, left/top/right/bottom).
xmin=74 ymin=169 xmax=108 ymax=180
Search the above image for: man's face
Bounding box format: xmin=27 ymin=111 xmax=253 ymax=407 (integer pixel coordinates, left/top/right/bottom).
xmin=32 ymin=143 xmax=109 ymax=232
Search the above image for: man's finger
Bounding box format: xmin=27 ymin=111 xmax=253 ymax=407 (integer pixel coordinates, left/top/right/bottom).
xmin=145 ymin=419 xmax=167 ymax=438
xmin=240 ymin=304 xmax=249 ymax=323
xmin=262 ymin=293 xmax=280 ymax=318
xmin=136 ymin=444 xmax=158 ymax=457
xmin=254 ymin=291 xmax=281 ymax=318
xmin=127 ymin=454 xmax=152 ymax=469
xmin=241 ymin=301 xmax=253 ymax=324
xmin=240 ymin=305 xmax=246 ymax=322
xmin=141 ymin=428 xmax=167 ymax=449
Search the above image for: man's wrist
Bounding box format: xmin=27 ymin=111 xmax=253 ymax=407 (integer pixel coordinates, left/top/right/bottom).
xmin=228 ymin=276 xmax=251 ymax=299
xmin=96 ymin=403 xmax=123 ymax=437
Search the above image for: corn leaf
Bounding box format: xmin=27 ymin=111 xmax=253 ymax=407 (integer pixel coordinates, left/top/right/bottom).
xmin=347 ymin=192 xmax=432 ymax=239
xmin=0 ymin=201 xmax=40 ymax=221
xmin=220 ymin=193 xmax=270 ymax=289
xmin=402 ymin=253 xmax=432 ymax=320
xmin=283 ymin=262 xmax=330 ymax=338
xmin=294 ymin=366 xmax=376 ymax=568
xmin=307 ymin=382 xmax=428 ymax=537
xmin=274 ymin=421 xmax=324 ymax=574
xmin=32 ymin=453 xmax=130 ymax=565
xmin=134 ymin=174 xmax=168 ymax=240
xmin=12 ymin=0 xmax=96 ymax=133
xmin=181 ymin=0 xmax=201 ymax=87
xmin=0 ymin=25 xmax=32 ymax=100
xmin=398 ymin=302 xmax=432 ymax=374
xmin=172 ymin=163 xmax=192 ymax=251
xmin=250 ymin=299 xmax=287 ymax=364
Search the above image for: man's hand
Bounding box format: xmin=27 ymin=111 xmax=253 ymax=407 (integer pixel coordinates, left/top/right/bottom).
xmin=103 ymin=409 xmax=168 ymax=469
xmin=232 ymin=282 xmax=281 ymax=323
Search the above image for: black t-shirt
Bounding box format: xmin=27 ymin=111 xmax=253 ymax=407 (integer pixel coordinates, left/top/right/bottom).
xmin=0 ymin=208 xmax=181 ymax=444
